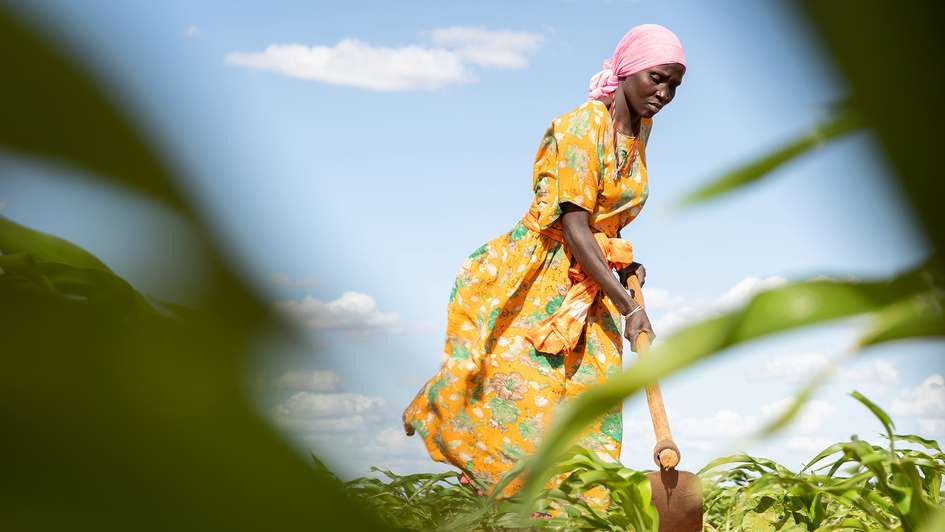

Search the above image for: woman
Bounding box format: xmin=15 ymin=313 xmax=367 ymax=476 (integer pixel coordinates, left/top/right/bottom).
xmin=403 ymin=24 xmax=686 ymax=497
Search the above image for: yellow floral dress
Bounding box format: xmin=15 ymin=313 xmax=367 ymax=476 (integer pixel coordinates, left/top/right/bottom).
xmin=403 ymin=99 xmax=652 ymax=496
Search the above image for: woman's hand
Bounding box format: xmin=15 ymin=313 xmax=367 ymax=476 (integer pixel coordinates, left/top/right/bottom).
xmin=617 ymin=261 xmax=646 ymax=289
xmin=623 ymin=306 xmax=655 ymax=352
xmin=620 ymin=261 xmax=653 ymax=352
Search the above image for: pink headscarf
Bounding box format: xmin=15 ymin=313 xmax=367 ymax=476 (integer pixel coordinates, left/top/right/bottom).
xmin=588 ymin=24 xmax=687 ymax=103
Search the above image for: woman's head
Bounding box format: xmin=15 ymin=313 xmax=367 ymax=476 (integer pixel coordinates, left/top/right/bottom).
xmin=618 ymin=63 xmax=685 ymax=118
xmin=588 ymin=24 xmax=687 ymax=117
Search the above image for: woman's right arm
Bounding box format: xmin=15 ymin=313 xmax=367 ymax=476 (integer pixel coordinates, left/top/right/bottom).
xmin=560 ymin=202 xmax=635 ymax=314
xmin=560 ymin=202 xmax=654 ymax=350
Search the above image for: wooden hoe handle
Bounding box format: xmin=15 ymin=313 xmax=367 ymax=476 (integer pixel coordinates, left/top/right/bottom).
xmin=627 ymin=274 xmax=681 ymax=470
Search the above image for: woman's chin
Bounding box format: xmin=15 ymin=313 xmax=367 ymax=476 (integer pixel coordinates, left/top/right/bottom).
xmin=643 ymin=106 xmax=660 ymax=117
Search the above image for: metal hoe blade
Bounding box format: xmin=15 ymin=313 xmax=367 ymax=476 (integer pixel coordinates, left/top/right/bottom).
xmin=647 ymin=469 xmax=704 ymax=532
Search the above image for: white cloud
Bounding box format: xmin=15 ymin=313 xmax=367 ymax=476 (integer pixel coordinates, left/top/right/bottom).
xmin=647 ymin=275 xmax=786 ymax=338
xmin=272 ymin=272 xmax=319 ymax=288
xmin=427 ymin=26 xmax=543 ymax=69
xmin=276 ymin=414 xmax=371 ymax=434
xmin=639 ymin=287 xmax=685 ymax=311
xmin=753 ymin=352 xmax=899 ymax=394
xmin=275 ymin=291 xmax=400 ymax=332
xmin=666 ymin=396 xmax=835 ymax=447
xmin=889 ymin=374 xmax=945 ymax=417
xmin=226 ymin=39 xmax=473 ymax=91
xmin=273 ymin=370 xmax=340 ymax=392
xmin=275 ymin=391 xmax=385 ymax=419
xmin=677 ymin=408 xmax=755 ymax=438
xmin=917 ymin=417 xmax=945 ymax=436
xmin=269 ymin=390 xmax=387 ymax=438
xmin=841 ymin=359 xmax=900 ymax=395
xmin=649 ymin=303 xmax=701 ymax=338
xmin=278 ymin=423 xmax=447 ymax=479
xmin=717 ymin=276 xmax=787 ymax=310
xmin=784 ymin=435 xmax=833 ymax=452
xmin=185 ymin=25 xmax=200 ymax=38
xmin=754 ymin=351 xmax=832 ymax=381
xmin=845 ymin=359 xmax=899 ymax=384
xmin=373 ymin=427 xmax=419 ymax=456
xmin=414 ymin=320 xmax=443 ymax=333
xmin=760 ymin=397 xmax=836 ymax=434
xmin=224 ymin=26 xmax=543 ymax=91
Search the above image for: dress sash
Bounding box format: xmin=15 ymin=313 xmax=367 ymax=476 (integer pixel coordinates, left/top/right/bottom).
xmin=520 ymin=204 xmax=633 ymax=354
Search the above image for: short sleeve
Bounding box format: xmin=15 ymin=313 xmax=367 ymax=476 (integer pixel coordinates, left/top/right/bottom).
xmin=554 ymin=105 xmax=602 ymax=214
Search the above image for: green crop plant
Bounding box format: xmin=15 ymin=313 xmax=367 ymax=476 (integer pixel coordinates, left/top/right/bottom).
xmin=699 ymin=391 xmax=945 ymax=532
xmin=339 ymin=391 xmax=944 ymax=531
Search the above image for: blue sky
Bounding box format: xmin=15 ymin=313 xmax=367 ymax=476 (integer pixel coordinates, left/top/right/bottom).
xmin=3 ymin=0 xmax=943 ymax=479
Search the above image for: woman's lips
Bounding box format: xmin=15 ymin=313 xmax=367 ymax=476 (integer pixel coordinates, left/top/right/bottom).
xmin=647 ymin=102 xmax=661 ymax=112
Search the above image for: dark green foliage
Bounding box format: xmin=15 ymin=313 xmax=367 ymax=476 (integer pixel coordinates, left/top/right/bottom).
xmin=0 ymin=8 xmax=383 ymax=531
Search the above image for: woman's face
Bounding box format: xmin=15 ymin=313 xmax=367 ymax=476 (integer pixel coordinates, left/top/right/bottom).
xmin=621 ymin=63 xmax=685 ymax=118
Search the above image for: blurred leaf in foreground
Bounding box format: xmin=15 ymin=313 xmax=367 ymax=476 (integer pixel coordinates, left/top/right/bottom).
xmin=0 ymin=6 xmax=384 ymax=531
xmin=675 ymin=104 xmax=864 ymax=209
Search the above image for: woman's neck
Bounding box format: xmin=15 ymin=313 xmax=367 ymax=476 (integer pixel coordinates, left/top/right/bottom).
xmin=609 ymin=91 xmax=641 ymax=137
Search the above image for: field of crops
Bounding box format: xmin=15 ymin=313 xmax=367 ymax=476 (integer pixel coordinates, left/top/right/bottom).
xmin=339 ymin=391 xmax=945 ymax=531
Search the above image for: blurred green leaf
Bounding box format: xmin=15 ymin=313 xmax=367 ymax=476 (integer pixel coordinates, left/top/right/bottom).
xmin=799 ymin=0 xmax=945 ymax=261
xmin=919 ymin=505 xmax=945 ymax=532
xmin=1 ymin=215 xmax=111 ymax=272
xmin=0 ymin=8 xmax=184 ymax=210
xmin=0 ymin=7 xmax=384 ymax=531
xmin=858 ymin=290 xmax=945 ymax=348
xmin=1 ymin=222 xmax=387 ymax=531
xmin=0 ymin=216 xmax=156 ymax=313
xmin=676 ymin=106 xmax=864 ymax=209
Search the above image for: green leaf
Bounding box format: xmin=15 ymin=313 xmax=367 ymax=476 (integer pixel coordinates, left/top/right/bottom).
xmin=893 ymin=434 xmax=943 ymax=454
xmin=850 ymin=391 xmax=896 ymax=453
xmin=858 ymin=290 xmax=945 ymax=348
xmin=0 ymin=9 xmax=184 ymax=209
xmin=0 ymin=7 xmax=380 ymax=531
xmin=676 ymin=106 xmax=864 ymax=209
xmin=0 ymin=215 xmax=111 ymax=272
